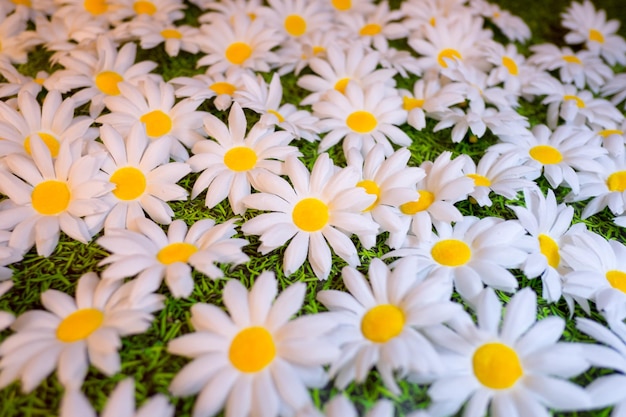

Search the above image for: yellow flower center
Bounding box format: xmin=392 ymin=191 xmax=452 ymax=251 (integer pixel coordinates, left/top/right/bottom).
xmin=403 ymin=96 xmax=425 ymax=111
xmin=357 ymin=179 xmax=380 ymax=211
xmin=133 ymin=0 xmax=156 ymax=15
xmin=24 ymin=132 xmax=60 ymax=158
xmin=429 ymin=17 xmax=436 ymax=26
xmin=563 ymin=95 xmax=585 ymax=108
xmin=284 ymin=14 xmax=307 ymax=36
xmin=223 ymin=146 xmax=258 ymax=172
xmin=538 ymin=234 xmax=560 ymax=268
xmin=437 ymin=48 xmax=462 ymax=68
xmin=400 ymin=190 xmax=435 ymax=215
xmin=267 ymin=109 xmax=285 ymax=123
xmin=34 ymin=78 xmax=45 ymax=85
xmin=606 ymin=270 xmax=626 ymax=293
xmin=467 ymin=173 xmax=491 ymax=187
xmin=83 ymin=0 xmax=107 ymax=15
xmin=210 ymin=82 xmax=236 ymax=96
xmin=225 ymin=42 xmax=252 ymax=65
xmin=31 ymin=180 xmax=71 ymax=215
xmin=346 ymin=110 xmax=377 ymax=133
xmin=95 ymin=71 xmax=123 ymax=96
xmin=331 ymin=0 xmax=351 ymax=11
xmin=157 ymin=242 xmax=198 ymax=265
xmin=599 ymin=129 xmax=623 ymax=138
xmin=589 ymin=29 xmax=605 ymax=43
xmin=12 ymin=0 xmax=31 ymax=5
xmin=359 ymin=23 xmax=382 ymax=36
xmin=161 ymin=29 xmax=182 ymax=39
xmin=501 ymin=56 xmax=518 ymax=76
xmin=473 ymin=342 xmax=523 ymax=389
xmin=334 ymin=77 xmax=350 ymax=94
xmin=110 ymin=166 xmax=147 ymax=201
xmin=140 ymin=110 xmax=172 ymax=137
xmin=562 ymin=54 xmax=582 ymax=64
xmin=529 ymin=145 xmax=563 ymax=165
xmin=56 ymin=308 xmax=104 ymax=343
xmin=229 ymin=326 xmax=276 ymax=373
xmin=312 ymin=45 xmax=325 ymax=55
xmin=607 ymin=171 xmax=626 ymax=192
xmin=292 ymin=198 xmax=329 ymax=232
xmin=431 ymin=239 xmax=471 ymax=267
xmin=361 ymin=304 xmax=405 ymax=343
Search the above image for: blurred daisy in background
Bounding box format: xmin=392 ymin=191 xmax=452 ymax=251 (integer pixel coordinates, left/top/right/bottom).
xmin=0 ymin=60 xmax=47 ymax=100
xmin=470 ymin=0 xmax=530 ymax=42
xmin=197 ymin=0 xmax=264 ymax=23
xmin=242 ymin=153 xmax=378 ymax=279
xmin=98 ymin=217 xmax=249 ymax=299
xmin=337 ymin=1 xmax=408 ymax=48
xmin=33 ymin=13 xmax=107 ymax=61
xmin=602 ymin=73 xmax=626 ymax=110
xmin=167 ymin=272 xmax=340 ymax=417
xmin=188 ymin=102 xmax=299 ymax=215
xmin=482 ymin=42 xmax=529 ymax=94
xmin=327 ymin=0 xmax=376 ymax=15
xmin=115 ymin=0 xmax=185 ymax=23
xmin=317 ymin=258 xmax=460 ymax=394
xmin=126 ymin=20 xmax=201 ymax=57
xmin=170 ymin=67 xmax=249 ymax=111
xmin=0 ymin=272 xmax=162 ymax=392
xmin=273 ymin=27 xmax=345 ymax=76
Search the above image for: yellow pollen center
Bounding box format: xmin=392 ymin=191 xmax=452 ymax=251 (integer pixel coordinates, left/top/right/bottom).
xmin=502 ymin=56 xmax=518 ymax=75
xmin=34 ymin=78 xmax=45 ymax=85
xmin=400 ymin=190 xmax=434 ymax=215
xmin=110 ymin=166 xmax=147 ymax=201
xmin=334 ymin=77 xmax=350 ymax=94
xmin=229 ymin=326 xmax=276 ymax=373
xmin=589 ymin=29 xmax=605 ymax=43
xmin=562 ymin=54 xmax=582 ymax=64
xmin=284 ymin=14 xmax=307 ymax=36
xmin=437 ymin=48 xmax=462 ymax=68
xmin=607 ymin=171 xmax=626 ymax=192
xmin=599 ymin=129 xmax=623 ymax=138
xmin=140 ymin=110 xmax=172 ymax=137
xmin=538 ymin=234 xmax=560 ymax=268
xmin=133 ymin=0 xmax=156 ymax=14
xmin=225 ymin=42 xmax=252 ymax=65
xmin=357 ymin=179 xmax=380 ymax=211
xmin=346 ymin=110 xmax=377 ymax=133
xmin=95 ymin=71 xmax=123 ymax=96
xmin=24 ymin=132 xmax=60 ymax=158
xmin=606 ymin=270 xmax=626 ymax=293
xmin=431 ymin=239 xmax=471 ymax=267
xmin=360 ymin=23 xmax=382 ymax=36
xmin=292 ymin=198 xmax=329 ymax=232
xmin=83 ymin=0 xmax=107 ymax=14
xmin=157 ymin=242 xmax=198 ymax=265
xmin=312 ymin=45 xmax=325 ymax=55
xmin=223 ymin=146 xmax=258 ymax=172
xmin=331 ymin=0 xmax=351 ymax=11
xmin=56 ymin=308 xmax=104 ymax=343
xmin=529 ymin=145 xmax=563 ymax=165
xmin=267 ymin=109 xmax=285 ymax=123
xmin=473 ymin=342 xmax=523 ymax=389
xmin=467 ymin=173 xmax=491 ymax=187
xmin=161 ymin=29 xmax=182 ymax=39
xmin=563 ymin=95 xmax=585 ymax=108
xmin=210 ymin=82 xmax=236 ymax=96
xmin=361 ymin=304 xmax=405 ymax=343
xmin=12 ymin=0 xmax=32 ymax=5
xmin=403 ymin=96 xmax=425 ymax=111
xmin=429 ymin=17 xmax=436 ymax=26
xmin=31 ymin=180 xmax=71 ymax=215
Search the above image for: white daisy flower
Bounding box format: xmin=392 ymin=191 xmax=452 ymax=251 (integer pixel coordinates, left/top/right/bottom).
xmin=297 ymin=393 xmax=393 ymax=417
xmin=0 ymin=272 xmax=163 ymax=392
xmin=327 ymin=0 xmax=376 ymax=14
xmin=188 ymin=102 xmax=299 ymax=215
xmin=55 ymin=0 xmax=125 ymax=25
xmin=372 ymin=36 xmax=423 ymax=78
xmin=259 ymin=0 xmax=333 ymax=41
xmin=61 ymin=377 xmax=174 ymax=417
xmin=0 ymin=60 xmax=47 ymax=100
xmin=97 ymin=78 xmax=206 ymax=161
xmin=471 ymin=0 xmax=530 ymax=42
xmin=115 ymin=0 xmax=185 ymax=23
xmin=198 ymin=0 xmax=263 ymax=21
xmin=561 ymin=0 xmax=626 ymax=66
xmin=98 ymin=217 xmax=248 ymax=298
xmin=602 ymin=73 xmax=626 ymax=110
xmin=317 ymin=257 xmax=460 ymax=394
xmin=167 ymin=271 xmax=340 ymax=417
xmin=336 ymin=1 xmax=408 ymax=48
xmin=0 ymin=138 xmax=112 ymax=257
xmin=241 ymin=153 xmax=378 ymax=280
xmin=593 ymin=124 xmax=626 ymax=157
xmin=388 ymin=215 xmax=528 ymax=303
xmin=313 ymin=81 xmax=410 ymax=156
xmin=170 ymin=67 xmax=250 ymax=111
xmin=0 ymin=11 xmax=40 ymax=64
xmin=196 ymin=13 xmax=279 ymax=74
xmin=128 ymin=20 xmax=201 ymax=57
xmin=94 ymin=124 xmax=191 ymax=231
xmin=424 ymin=287 xmax=591 ymax=417
xmin=401 ymin=0 xmax=466 ymax=35
xmin=482 ymin=42 xmax=530 ymax=94
xmin=390 ymin=151 xmax=474 ymax=247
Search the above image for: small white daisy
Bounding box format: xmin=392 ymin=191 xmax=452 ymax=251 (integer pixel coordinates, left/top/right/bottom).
xmin=170 ymin=67 xmax=249 ymax=111
xmin=336 ymin=1 xmax=408 ymax=48
xmin=128 ymin=20 xmax=201 ymax=57
xmin=258 ymin=0 xmax=333 ymax=41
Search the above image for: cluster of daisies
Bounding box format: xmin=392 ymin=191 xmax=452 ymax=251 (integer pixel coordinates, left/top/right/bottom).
xmin=1 ymin=0 xmax=626 ymax=415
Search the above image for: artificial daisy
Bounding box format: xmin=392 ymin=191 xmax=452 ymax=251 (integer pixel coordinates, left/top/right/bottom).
xmin=188 ymin=102 xmax=299 ymax=215
xmin=424 ymin=287 xmax=591 ymax=417
xmin=115 ymin=0 xmax=185 ymax=23
xmin=167 ymin=271 xmax=340 ymax=417
xmin=61 ymin=377 xmax=174 ymax=417
xmin=0 ymin=10 xmax=40 ymax=64
xmin=0 ymin=272 xmax=163 ymax=392
xmin=54 ymin=0 xmax=125 ymax=24
xmin=387 ymin=215 xmax=528 ymax=303
xmin=259 ymin=0 xmax=333 ymax=41
xmin=297 ymin=394 xmax=393 ymax=417
xmin=98 ymin=217 xmax=249 ymax=299
xmin=97 ymin=78 xmax=206 ymax=161
xmin=401 ymin=0 xmax=466 ymax=35
xmin=241 ymin=153 xmax=378 ymax=280
xmin=336 ymin=1 xmax=408 ymax=48
xmin=317 ymin=257 xmax=460 ymax=394
xmin=593 ymin=124 xmax=626 ymax=156
xmin=197 ymin=0 xmax=263 ymax=21
xmin=127 ymin=20 xmax=201 ymax=57
xmin=170 ymin=67 xmax=249 ymax=111
xmin=470 ymin=0 xmax=531 ymax=42
xmin=482 ymin=42 xmax=529 ymax=94
xmin=0 ymin=137 xmax=112 ymax=257
xmin=0 ymin=60 xmax=47 ymax=100
xmin=313 ymin=81 xmax=410 ymax=156
xmin=93 ymin=123 xmax=191 ymax=231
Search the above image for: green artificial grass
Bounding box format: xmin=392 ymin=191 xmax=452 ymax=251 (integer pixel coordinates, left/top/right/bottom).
xmin=2 ymin=0 xmax=626 ymax=416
